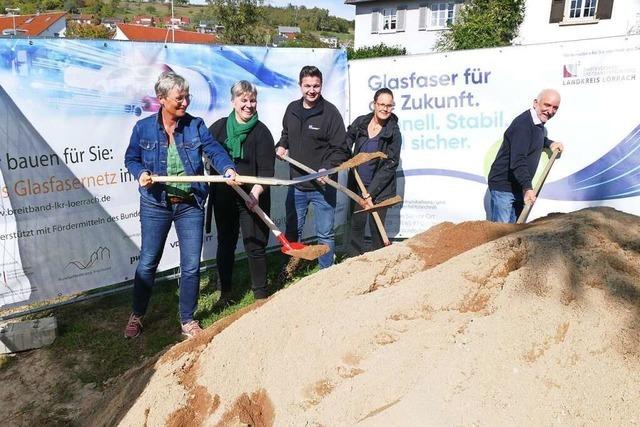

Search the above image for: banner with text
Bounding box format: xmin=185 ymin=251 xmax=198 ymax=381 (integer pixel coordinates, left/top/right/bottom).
xmin=0 ymin=40 xmax=348 ymax=308
xmin=348 ymin=36 xmax=640 ymax=237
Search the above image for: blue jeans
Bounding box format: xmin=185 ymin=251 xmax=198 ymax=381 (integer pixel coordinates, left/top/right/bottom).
xmin=490 ymin=189 xmax=524 ymax=223
xmin=285 ymin=186 xmax=336 ymax=268
xmin=132 ymin=198 xmax=204 ymax=323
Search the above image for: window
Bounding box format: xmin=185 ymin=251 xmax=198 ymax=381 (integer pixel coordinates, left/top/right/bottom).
xmin=372 ymin=6 xmax=406 ymax=33
xmin=569 ymin=0 xmax=597 ymax=18
xmin=382 ymin=8 xmax=397 ymax=31
xmin=550 ymin=0 xmax=613 ymax=23
xmin=430 ymin=2 xmax=456 ymax=28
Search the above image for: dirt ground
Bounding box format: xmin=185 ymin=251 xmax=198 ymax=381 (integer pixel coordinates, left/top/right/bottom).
xmin=3 ymin=207 xmax=640 ymax=425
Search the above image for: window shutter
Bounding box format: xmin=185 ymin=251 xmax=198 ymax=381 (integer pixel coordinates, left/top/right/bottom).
xmin=419 ymin=5 xmax=427 ymax=30
xmin=397 ymin=8 xmax=407 ymax=31
xmin=549 ymin=0 xmax=566 ymax=23
xmin=596 ymin=0 xmax=614 ymax=20
xmin=371 ymin=10 xmax=380 ymax=33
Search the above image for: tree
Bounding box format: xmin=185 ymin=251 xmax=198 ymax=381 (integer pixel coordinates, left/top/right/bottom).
xmin=64 ymin=0 xmax=86 ymax=13
xmin=65 ymin=22 xmax=115 ymax=39
xmin=279 ymin=32 xmax=327 ymax=48
xmin=347 ymin=43 xmax=406 ymax=60
xmin=40 ymin=0 xmax=65 ymax=10
xmin=209 ymin=0 xmax=267 ymax=45
xmin=436 ymin=0 xmax=525 ymax=51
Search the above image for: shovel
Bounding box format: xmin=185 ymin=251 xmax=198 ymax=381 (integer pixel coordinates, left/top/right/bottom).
xmin=516 ymin=148 xmax=560 ymax=224
xmin=281 ymin=154 xmax=395 ymax=247
xmin=151 ymin=152 xmax=385 ymax=187
xmin=352 ymin=169 xmax=391 ymax=246
xmin=230 ymin=185 xmax=329 ymax=261
xmin=281 ymin=154 xmax=402 ymax=215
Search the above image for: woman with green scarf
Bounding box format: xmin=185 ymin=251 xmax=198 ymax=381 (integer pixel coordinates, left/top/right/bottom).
xmin=206 ymin=80 xmax=275 ymax=306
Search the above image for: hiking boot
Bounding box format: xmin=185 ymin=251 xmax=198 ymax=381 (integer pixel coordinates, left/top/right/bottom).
xmin=181 ymin=320 xmax=203 ymax=338
xmin=124 ymin=313 xmax=143 ymax=339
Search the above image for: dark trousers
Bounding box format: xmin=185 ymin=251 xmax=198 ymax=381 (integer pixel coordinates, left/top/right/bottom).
xmin=211 ymin=184 xmax=270 ymax=299
xmin=346 ymin=199 xmax=388 ymax=257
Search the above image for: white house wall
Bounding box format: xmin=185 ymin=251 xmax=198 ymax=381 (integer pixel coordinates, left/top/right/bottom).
xmin=517 ymin=1 xmax=639 ymax=44
xmin=353 ymin=2 xmax=445 ymax=54
xmin=113 ymin=27 xmax=128 ymax=41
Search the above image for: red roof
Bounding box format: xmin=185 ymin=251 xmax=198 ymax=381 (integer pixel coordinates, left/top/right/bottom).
xmin=0 ymin=12 xmax=66 ymax=36
xmin=117 ymin=23 xmax=217 ymax=44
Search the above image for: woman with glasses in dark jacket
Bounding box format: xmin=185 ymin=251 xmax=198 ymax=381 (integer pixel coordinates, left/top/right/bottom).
xmin=346 ymin=88 xmax=402 ymax=256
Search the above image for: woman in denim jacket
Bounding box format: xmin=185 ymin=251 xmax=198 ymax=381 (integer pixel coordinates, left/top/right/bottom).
xmin=123 ymin=71 xmax=236 ymax=339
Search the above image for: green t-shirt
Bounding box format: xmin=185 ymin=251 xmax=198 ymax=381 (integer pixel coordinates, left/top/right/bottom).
xmin=166 ymin=138 xmax=191 ymax=196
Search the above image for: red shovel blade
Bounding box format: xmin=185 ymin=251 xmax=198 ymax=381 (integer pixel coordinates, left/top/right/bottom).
xmin=276 ymin=235 xmax=329 ymax=260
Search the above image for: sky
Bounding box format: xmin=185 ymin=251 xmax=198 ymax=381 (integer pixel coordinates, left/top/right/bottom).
xmin=188 ymin=0 xmax=356 ymax=21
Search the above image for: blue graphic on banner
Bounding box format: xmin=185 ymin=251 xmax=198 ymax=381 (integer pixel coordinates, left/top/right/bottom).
xmin=399 ymin=125 xmax=640 ymax=202
xmin=0 ymin=39 xmax=298 ymax=117
xmin=399 ymin=168 xmax=486 ymax=184
xmin=543 ymin=124 xmax=640 ymax=201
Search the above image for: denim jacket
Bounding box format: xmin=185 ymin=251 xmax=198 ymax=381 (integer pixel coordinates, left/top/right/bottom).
xmin=125 ymin=111 xmax=235 ymax=208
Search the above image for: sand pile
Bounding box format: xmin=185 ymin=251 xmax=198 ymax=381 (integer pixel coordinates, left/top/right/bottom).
xmin=86 ymin=207 xmax=640 ymax=426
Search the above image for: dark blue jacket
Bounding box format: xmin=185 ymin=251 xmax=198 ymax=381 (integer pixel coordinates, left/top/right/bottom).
xmin=488 ymin=110 xmax=552 ymax=194
xmin=124 ymin=111 xmax=235 ymax=208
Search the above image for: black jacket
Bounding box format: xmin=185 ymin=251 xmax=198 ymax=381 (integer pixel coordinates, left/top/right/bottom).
xmin=205 ymin=117 xmax=275 ymax=232
xmin=276 ymin=96 xmax=349 ymax=191
xmin=488 ymin=110 xmax=552 ymax=193
xmin=346 ymin=112 xmax=402 ymax=203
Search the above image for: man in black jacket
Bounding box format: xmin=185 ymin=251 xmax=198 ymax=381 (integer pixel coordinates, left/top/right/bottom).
xmin=488 ymin=89 xmax=564 ymax=223
xmin=276 ymin=66 xmax=350 ymax=268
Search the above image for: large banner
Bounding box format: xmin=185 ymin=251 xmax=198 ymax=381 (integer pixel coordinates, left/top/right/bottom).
xmin=349 ymin=35 xmax=640 ymax=237
xmin=0 ymin=40 xmax=348 ymax=308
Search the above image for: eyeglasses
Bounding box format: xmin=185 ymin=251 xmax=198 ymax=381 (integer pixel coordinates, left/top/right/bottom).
xmin=167 ymin=94 xmax=192 ymax=105
xmin=375 ymin=102 xmax=395 ymax=111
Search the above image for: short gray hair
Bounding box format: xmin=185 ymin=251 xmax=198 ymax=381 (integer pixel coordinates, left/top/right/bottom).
xmin=230 ymin=80 xmax=257 ymax=100
xmin=155 ymin=71 xmax=189 ymax=98
xmin=536 ymin=88 xmax=560 ymax=102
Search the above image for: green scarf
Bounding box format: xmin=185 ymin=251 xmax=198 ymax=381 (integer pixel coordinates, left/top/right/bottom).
xmin=224 ymin=110 xmax=259 ymax=160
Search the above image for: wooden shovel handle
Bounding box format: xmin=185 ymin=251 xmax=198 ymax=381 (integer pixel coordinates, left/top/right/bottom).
xmin=352 ymin=170 xmax=391 ymax=246
xmin=516 ymin=149 xmax=560 ymax=224
xmin=229 ymin=184 xmax=281 ymax=236
xmin=281 ymin=155 xmax=364 ymax=203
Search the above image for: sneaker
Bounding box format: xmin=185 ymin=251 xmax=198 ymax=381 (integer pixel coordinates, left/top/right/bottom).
xmin=124 ymin=313 xmax=143 ymax=339
xmin=181 ymin=320 xmax=203 ymax=338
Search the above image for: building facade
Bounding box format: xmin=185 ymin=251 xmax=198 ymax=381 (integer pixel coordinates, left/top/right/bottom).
xmin=517 ymin=0 xmax=639 ymax=44
xmin=346 ymin=0 xmax=639 ymax=54
xmin=346 ymin=0 xmax=464 ymax=54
